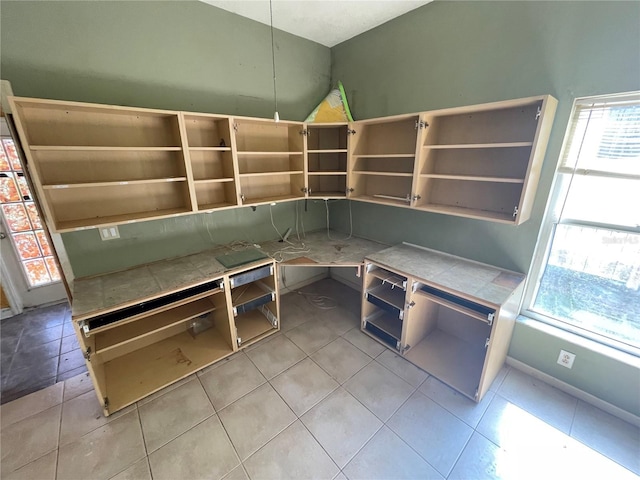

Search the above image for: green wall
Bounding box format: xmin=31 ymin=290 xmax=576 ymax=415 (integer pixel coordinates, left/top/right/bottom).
xmin=330 ymin=0 xmax=640 ymax=416
xmin=1 ymin=0 xmax=332 ymax=277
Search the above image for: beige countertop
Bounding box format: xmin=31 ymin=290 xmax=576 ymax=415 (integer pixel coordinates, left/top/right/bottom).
xmin=366 ymin=242 xmax=526 ymax=307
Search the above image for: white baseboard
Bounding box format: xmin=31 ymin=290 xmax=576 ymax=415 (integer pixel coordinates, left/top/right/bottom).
xmin=506 ymin=356 xmax=640 ymax=427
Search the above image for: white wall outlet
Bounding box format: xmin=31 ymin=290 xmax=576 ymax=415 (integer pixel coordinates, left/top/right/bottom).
xmin=557 ymin=349 xmax=576 ymax=369
xmin=99 ymin=226 xmax=120 ymax=241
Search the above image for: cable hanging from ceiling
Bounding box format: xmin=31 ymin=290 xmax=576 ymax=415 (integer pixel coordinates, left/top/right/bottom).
xmin=269 ymin=0 xmax=279 ymax=122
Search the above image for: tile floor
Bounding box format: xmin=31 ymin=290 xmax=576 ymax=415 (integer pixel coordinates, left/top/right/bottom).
xmin=0 ymin=279 xmax=639 ymax=479
xmin=0 ymin=301 xmax=86 ymax=404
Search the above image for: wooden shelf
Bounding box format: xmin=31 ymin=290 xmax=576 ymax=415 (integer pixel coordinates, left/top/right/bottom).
xmin=241 ymin=194 xmax=303 ymax=205
xmin=232 ymin=281 xmax=273 ymax=306
xmin=189 ymin=147 xmax=231 ymax=152
xmin=404 ymin=329 xmax=485 ymax=400
xmin=419 ymin=174 xmax=524 ymax=184
xmin=352 ymin=153 xmax=415 ymax=158
xmin=94 ymin=298 xmax=216 ymax=354
xmin=413 ymin=289 xmax=492 ymax=324
xmin=30 ymin=146 xmax=183 ymax=151
xmin=43 ymin=178 xmax=187 ymax=189
xmin=414 ymin=203 xmax=515 ymax=223
xmin=424 ymin=142 xmax=533 ymax=150
xmin=368 ymin=284 xmax=406 ymax=311
xmin=198 ymin=201 xmax=236 ymax=211
xmin=194 ymin=178 xmax=234 ymax=184
xmin=352 ymin=171 xmax=413 ymax=177
xmin=308 ymin=172 xmax=347 ymax=176
xmin=352 ymin=194 xmax=411 ymax=207
xmin=237 ymin=151 xmax=303 ymax=156
xmin=103 ymin=327 xmax=234 ymax=413
xmin=235 ymin=308 xmax=275 ymax=345
xmin=239 ymin=170 xmax=303 ymax=178
xmin=308 ymin=191 xmax=346 ymax=197
xmin=56 ymin=207 xmax=191 ymax=232
xmin=308 ymin=149 xmax=348 ymax=154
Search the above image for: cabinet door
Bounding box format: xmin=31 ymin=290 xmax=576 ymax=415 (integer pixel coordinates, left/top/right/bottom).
xmin=403 ymin=282 xmax=495 ymax=400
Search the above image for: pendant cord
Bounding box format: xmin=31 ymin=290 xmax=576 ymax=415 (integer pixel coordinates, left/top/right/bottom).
xmin=269 ymin=0 xmax=278 ymax=115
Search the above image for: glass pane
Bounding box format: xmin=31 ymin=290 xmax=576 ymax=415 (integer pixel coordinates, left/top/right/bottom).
xmin=25 ymin=202 xmax=42 ymax=229
xmin=16 ymin=173 xmax=31 ymax=200
xmin=2 ymin=204 xmax=32 ymax=232
xmin=12 ymin=232 xmax=41 ymax=260
xmin=2 ymin=139 xmax=22 ymax=171
xmin=562 ymin=175 xmax=640 ymax=227
xmin=533 ymin=224 xmax=640 ymax=349
xmin=35 ymin=230 xmax=52 ymax=256
xmin=0 ymin=145 xmax=10 ymax=171
xmin=45 ymin=256 xmax=61 ymax=282
xmin=23 ymin=258 xmax=52 ymax=286
xmin=0 ymin=174 xmax=21 ymax=203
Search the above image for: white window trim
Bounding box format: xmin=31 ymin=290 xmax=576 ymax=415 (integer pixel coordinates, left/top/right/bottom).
xmin=521 ymin=91 xmax=640 ymax=357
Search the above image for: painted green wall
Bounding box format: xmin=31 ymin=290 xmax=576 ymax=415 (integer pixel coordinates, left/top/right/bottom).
xmin=1 ymin=0 xmax=332 ymax=277
xmin=330 ymin=1 xmax=640 ymax=416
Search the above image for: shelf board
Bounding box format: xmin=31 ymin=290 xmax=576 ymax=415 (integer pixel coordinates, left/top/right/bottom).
xmin=194 ymin=178 xmax=235 ymax=184
xmin=94 ymin=298 xmax=216 ymax=354
xmin=189 ymin=147 xmax=231 ymax=151
xmin=239 ymin=170 xmax=304 ymax=177
xmin=43 ymin=177 xmax=187 ymax=189
xmin=368 ymin=284 xmax=406 ymax=311
xmin=307 ymin=171 xmax=347 ymax=176
xmin=368 ymin=269 xmax=406 ymax=290
xmin=352 ymin=153 xmax=415 ymax=158
xmin=30 ymin=145 xmax=182 ymax=151
xmin=241 ymin=194 xmax=303 ymax=206
xmin=237 ymin=151 xmax=303 ymax=156
xmin=103 ymin=327 xmax=234 ymax=413
xmin=197 ymin=201 xmax=237 ymax=211
xmin=404 ymin=329 xmax=485 ymax=400
xmin=307 ymin=149 xmax=348 ymax=154
xmin=308 ymin=191 xmax=346 ymax=198
xmin=352 ymin=194 xmax=411 ymax=207
xmin=414 ymin=203 xmax=515 ymax=223
xmin=352 ymin=171 xmax=413 ymax=177
xmin=424 ymin=142 xmax=533 ymax=150
xmin=366 ymin=311 xmax=402 ymax=340
xmin=232 ymin=282 xmax=273 ymax=307
xmin=56 ymin=207 xmax=192 ymax=232
xmin=420 ymin=174 xmax=524 ymax=184
xmin=236 ymin=308 xmax=276 ymax=345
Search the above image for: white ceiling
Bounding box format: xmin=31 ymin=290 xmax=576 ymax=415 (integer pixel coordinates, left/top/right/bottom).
xmin=202 ymin=0 xmax=432 ymax=47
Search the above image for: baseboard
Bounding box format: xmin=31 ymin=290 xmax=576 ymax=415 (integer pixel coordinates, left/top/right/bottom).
xmin=506 ymin=356 xmax=640 ymax=427
xmin=0 ymin=307 xmax=15 ymax=319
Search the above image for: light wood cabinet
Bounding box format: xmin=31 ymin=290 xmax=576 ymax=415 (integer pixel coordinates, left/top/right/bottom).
xmin=9 ymin=94 xmax=556 ymax=232
xmin=306 ymin=123 xmax=349 ymax=198
xmin=10 ymin=97 xmax=195 ymax=232
xmin=362 ymin=243 xmax=525 ymax=402
xmin=73 ymin=256 xmax=279 ymax=416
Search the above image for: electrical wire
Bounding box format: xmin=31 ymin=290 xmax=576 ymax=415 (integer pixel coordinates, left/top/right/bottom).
xmin=269 ymin=0 xmax=278 ymax=117
xmin=269 ymin=203 xmax=284 ymax=241
xmin=296 ymin=290 xmax=337 ymax=310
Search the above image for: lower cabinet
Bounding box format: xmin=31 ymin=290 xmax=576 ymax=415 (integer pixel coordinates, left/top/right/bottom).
xmin=74 ymin=259 xmax=279 ymax=416
xmin=361 ymin=248 xmax=524 ymax=402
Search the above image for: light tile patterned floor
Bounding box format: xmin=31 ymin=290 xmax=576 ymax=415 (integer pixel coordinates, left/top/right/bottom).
xmin=1 ymin=279 xmax=639 ymax=479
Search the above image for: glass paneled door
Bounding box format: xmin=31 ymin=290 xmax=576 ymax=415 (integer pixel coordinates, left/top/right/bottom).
xmin=0 ymin=126 xmax=66 ymax=312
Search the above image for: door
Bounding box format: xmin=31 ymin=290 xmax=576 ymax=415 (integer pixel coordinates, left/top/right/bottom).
xmin=0 ymin=119 xmax=66 ymax=315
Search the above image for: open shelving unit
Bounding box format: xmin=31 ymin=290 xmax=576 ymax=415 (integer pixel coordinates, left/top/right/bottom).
xmin=348 ymin=114 xmax=421 ymax=207
xmin=182 ymin=113 xmax=239 ymax=211
xmin=10 ymin=97 xmax=195 ymax=231
xmin=233 ymin=118 xmax=306 ymax=205
xmin=306 ymin=123 xmax=348 ymax=198
xmin=412 ymin=97 xmax=556 ymax=224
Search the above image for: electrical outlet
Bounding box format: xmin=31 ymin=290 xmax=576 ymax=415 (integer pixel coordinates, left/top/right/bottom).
xmin=557 ymin=349 xmax=576 ymax=369
xmin=99 ymin=226 xmax=120 ymax=241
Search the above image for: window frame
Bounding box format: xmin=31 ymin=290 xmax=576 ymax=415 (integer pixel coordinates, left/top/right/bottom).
xmin=521 ymin=91 xmax=640 ymax=357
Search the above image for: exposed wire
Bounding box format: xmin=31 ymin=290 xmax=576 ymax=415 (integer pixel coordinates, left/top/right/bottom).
xmin=269 ymin=0 xmax=278 ymax=118
xmin=269 ymin=203 xmax=284 ymax=241
xmin=296 ymin=290 xmax=337 ymax=310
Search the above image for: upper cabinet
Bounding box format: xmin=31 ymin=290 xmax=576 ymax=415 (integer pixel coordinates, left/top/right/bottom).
xmin=9 ymin=97 xmax=195 ymax=232
xmin=9 ymin=95 xmax=556 ymax=233
xmin=413 ymin=95 xmax=557 ymax=224
xmin=347 ymin=114 xmax=421 ymax=207
xmin=232 ymin=117 xmax=306 ymax=206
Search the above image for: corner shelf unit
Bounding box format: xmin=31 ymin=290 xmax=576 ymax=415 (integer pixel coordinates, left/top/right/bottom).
xmin=362 ymin=244 xmax=525 ymax=402
xmin=9 ymin=94 xmax=556 ymax=232
xmin=306 ymin=123 xmax=349 ymax=198
xmin=73 ymin=257 xmax=279 ymax=416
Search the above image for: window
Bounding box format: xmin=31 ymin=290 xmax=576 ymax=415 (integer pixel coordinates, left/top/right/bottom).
xmin=524 ymin=92 xmax=640 ymax=354
xmin=0 ymin=137 xmax=61 ymax=287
